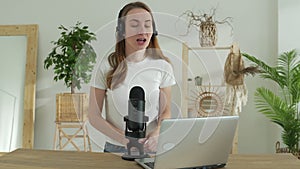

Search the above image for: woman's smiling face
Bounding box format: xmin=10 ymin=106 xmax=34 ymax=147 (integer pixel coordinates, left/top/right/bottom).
xmin=124 ymin=8 xmax=154 ymax=56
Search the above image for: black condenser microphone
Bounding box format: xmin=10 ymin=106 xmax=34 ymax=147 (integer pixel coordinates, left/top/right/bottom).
xmin=128 ymin=86 xmax=145 ymax=132
xmin=122 ymin=86 xmax=149 ymax=161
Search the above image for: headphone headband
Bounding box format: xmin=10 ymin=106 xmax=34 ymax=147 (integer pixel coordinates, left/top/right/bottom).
xmin=116 ymin=19 xmax=158 ymax=38
xmin=116 ymin=5 xmax=158 ymax=38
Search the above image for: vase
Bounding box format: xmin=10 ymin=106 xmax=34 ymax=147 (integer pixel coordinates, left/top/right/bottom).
xmin=199 ymin=21 xmax=217 ymax=47
xmin=275 ymin=141 xmax=300 ymax=160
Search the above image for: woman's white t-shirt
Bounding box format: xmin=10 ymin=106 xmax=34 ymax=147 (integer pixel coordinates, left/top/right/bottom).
xmin=91 ymin=56 xmax=176 ymax=146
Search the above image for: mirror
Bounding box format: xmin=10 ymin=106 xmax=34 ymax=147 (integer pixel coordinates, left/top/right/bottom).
xmin=0 ymin=25 xmax=38 ymax=151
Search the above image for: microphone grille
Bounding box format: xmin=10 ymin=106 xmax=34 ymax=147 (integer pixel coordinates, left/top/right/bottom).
xmin=129 ymin=86 xmax=145 ymax=100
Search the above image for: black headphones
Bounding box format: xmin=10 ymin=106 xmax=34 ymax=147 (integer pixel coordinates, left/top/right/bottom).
xmin=116 ymin=12 xmax=158 ymax=38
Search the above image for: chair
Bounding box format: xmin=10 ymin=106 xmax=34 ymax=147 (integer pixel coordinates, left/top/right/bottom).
xmin=53 ymin=93 xmax=92 ymax=152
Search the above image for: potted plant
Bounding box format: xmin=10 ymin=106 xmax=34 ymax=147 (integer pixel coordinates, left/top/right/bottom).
xmin=242 ymin=50 xmax=300 ymax=158
xmin=181 ymin=7 xmax=233 ymax=47
xmin=44 ymin=22 xmax=97 ymax=122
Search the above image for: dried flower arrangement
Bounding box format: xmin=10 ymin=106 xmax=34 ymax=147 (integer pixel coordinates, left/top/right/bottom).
xmin=181 ymin=7 xmax=233 ymax=47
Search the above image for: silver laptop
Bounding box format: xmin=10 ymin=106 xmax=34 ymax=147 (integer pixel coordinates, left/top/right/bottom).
xmin=135 ymin=116 xmax=238 ymax=169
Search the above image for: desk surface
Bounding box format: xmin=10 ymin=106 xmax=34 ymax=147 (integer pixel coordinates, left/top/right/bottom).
xmin=0 ymin=149 xmax=299 ymax=169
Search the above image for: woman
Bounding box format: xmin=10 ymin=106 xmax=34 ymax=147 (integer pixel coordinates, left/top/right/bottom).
xmin=88 ymin=1 xmax=176 ymax=153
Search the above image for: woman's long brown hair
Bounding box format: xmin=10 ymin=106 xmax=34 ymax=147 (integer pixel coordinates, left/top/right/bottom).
xmin=106 ymin=1 xmax=170 ymax=89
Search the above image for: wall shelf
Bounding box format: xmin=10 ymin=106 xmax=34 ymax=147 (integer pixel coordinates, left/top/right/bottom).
xmin=181 ymin=42 xmax=233 ymax=117
xmin=181 ymin=42 xmax=238 ymax=154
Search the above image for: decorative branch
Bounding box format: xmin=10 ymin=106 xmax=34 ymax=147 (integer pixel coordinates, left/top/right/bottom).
xmin=180 ymin=7 xmax=233 ymax=35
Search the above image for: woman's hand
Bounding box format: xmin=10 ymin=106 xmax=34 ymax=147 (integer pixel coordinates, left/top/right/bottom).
xmin=138 ymin=86 xmax=172 ymax=153
xmin=139 ymin=127 xmax=160 ymax=152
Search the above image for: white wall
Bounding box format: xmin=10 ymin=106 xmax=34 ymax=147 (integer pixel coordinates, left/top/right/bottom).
xmin=0 ymin=0 xmax=279 ymax=153
xmin=278 ymin=0 xmax=300 ymax=53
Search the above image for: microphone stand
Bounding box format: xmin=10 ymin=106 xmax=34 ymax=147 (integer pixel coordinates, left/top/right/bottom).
xmin=122 ymin=115 xmax=150 ymax=161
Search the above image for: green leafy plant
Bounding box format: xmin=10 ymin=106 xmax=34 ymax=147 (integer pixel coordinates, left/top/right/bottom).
xmin=242 ymin=50 xmax=300 ymax=154
xmin=44 ymin=22 xmax=97 ymax=93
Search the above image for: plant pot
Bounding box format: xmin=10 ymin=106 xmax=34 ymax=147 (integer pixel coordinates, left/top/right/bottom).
xmin=56 ymin=93 xmax=88 ymax=122
xmin=199 ymin=21 xmax=217 ymax=47
xmin=275 ymin=141 xmax=300 ymax=159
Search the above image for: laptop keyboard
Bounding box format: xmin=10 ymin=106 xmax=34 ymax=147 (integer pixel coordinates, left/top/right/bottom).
xmin=143 ymin=162 xmax=225 ymax=169
xmin=144 ymin=162 xmax=155 ymax=169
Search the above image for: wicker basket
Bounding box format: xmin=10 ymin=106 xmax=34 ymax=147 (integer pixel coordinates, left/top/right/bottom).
xmin=56 ymin=93 xmax=88 ymax=122
xmin=199 ymin=21 xmax=217 ymax=47
xmin=275 ymin=141 xmax=300 ymax=159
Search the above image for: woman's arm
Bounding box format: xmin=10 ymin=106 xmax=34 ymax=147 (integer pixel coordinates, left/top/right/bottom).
xmin=88 ymin=87 xmax=128 ymax=145
xmin=158 ymin=86 xmax=172 ymax=125
xmin=142 ymin=86 xmax=172 ymax=152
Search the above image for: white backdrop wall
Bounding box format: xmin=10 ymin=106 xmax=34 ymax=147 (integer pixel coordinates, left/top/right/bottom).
xmin=278 ymin=0 xmax=300 ymax=53
xmin=0 ymin=0 xmax=279 ymax=153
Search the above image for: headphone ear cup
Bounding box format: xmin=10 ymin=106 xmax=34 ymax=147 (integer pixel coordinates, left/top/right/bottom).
xmin=116 ymin=20 xmax=124 ymax=38
xmin=152 ymin=21 xmax=158 ymax=36
xmin=153 ymin=30 xmax=158 ymax=36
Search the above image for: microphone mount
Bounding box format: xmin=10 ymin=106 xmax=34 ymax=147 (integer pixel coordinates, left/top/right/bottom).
xmin=122 ymin=115 xmax=149 ymax=161
xmin=124 ymin=115 xmax=149 ymax=138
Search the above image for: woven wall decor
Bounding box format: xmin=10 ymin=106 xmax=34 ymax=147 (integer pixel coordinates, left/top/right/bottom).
xmin=199 ymin=21 xmax=217 ymax=47
xmin=224 ymin=44 xmax=259 ymax=115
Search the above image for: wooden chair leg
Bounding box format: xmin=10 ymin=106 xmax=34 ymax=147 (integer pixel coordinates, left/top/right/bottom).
xmin=53 ymin=123 xmax=59 ymax=150
xmin=87 ymin=131 xmax=92 ymax=152
xmin=60 ymin=128 xmax=82 ymax=151
xmin=83 ymin=128 xmax=87 ymax=152
xmin=54 ymin=122 xmax=92 ymax=152
xmin=83 ymin=121 xmax=92 ymax=152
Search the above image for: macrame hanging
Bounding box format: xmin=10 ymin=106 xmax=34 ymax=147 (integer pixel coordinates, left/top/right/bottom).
xmin=224 ymin=44 xmax=258 ymax=115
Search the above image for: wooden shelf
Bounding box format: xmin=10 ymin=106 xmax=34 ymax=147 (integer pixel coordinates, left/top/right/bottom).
xmin=181 ymin=42 xmax=239 ymax=154
xmin=186 ymin=46 xmax=231 ymax=50
xmin=181 ymin=43 xmax=233 ymax=117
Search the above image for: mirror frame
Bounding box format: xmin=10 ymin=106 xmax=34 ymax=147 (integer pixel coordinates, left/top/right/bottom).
xmin=0 ymin=25 xmax=38 ymax=149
